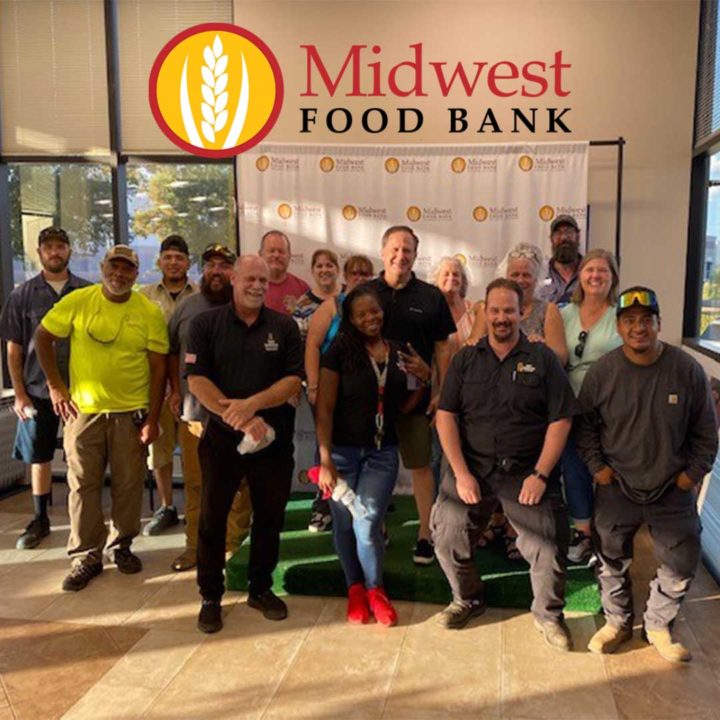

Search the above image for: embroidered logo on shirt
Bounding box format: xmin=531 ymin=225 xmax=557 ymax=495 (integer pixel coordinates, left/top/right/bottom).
xmin=185 ymin=352 xmax=197 ymax=363
xmin=516 ymin=362 xmax=536 ymax=373
xmin=264 ymin=333 xmax=279 ymax=352
xmin=668 ymin=394 xmax=679 ymax=405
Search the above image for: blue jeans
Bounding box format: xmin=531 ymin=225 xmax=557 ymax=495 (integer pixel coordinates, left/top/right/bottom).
xmin=330 ymin=445 xmax=399 ymax=589
xmin=561 ymin=434 xmax=593 ymax=523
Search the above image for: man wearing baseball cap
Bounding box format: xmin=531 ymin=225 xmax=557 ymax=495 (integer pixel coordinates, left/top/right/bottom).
xmin=576 ymin=287 xmax=718 ymax=662
xmin=0 ymin=227 xmax=91 ymax=550
xmin=539 ymin=214 xmax=582 ymax=307
xmin=34 ymin=245 xmax=168 ymax=591
xmin=140 ymin=235 xmax=197 ymax=536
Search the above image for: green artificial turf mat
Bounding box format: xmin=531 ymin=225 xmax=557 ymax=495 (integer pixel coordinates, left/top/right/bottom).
xmin=226 ymin=493 xmax=601 ymax=613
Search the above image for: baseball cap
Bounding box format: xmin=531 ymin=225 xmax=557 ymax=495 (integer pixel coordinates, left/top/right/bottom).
xmin=104 ymin=245 xmax=140 ymax=268
xmin=550 ymin=214 xmax=580 ymax=233
xmin=159 ymin=235 xmax=189 ymax=256
xmin=616 ymin=286 xmax=660 ymax=317
xmin=38 ymin=227 xmax=70 ymax=246
xmin=201 ymin=243 xmax=236 ymax=264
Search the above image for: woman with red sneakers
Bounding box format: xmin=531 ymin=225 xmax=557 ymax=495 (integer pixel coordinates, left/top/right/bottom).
xmin=316 ymin=285 xmax=425 ymax=626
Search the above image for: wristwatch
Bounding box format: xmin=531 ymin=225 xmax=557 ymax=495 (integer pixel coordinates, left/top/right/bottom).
xmin=532 ymin=469 xmax=548 ymax=483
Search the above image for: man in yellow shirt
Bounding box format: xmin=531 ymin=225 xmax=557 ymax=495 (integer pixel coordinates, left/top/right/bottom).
xmin=35 ymin=245 xmax=169 ymax=592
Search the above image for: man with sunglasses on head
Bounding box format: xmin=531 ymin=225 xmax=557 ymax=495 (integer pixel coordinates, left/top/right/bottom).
xmin=577 ymin=287 xmax=718 ymax=663
xmin=0 ymin=227 xmax=91 ymax=550
xmin=34 ymin=245 xmax=168 ymax=592
xmin=165 ymin=243 xmax=252 ymax=572
xmin=139 ymin=235 xmax=197 ymax=537
xmin=539 ymin=214 xmax=583 ymax=307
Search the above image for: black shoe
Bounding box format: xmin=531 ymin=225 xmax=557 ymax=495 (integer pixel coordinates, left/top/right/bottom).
xmin=412 ymin=538 xmax=435 ymax=566
xmin=16 ymin=516 xmax=50 ymax=550
xmin=247 ymin=590 xmax=288 ymax=621
xmin=436 ymin=599 xmax=486 ymax=629
xmin=62 ymin=563 xmax=103 ymax=592
xmin=112 ymin=547 xmax=143 ymax=574
xmin=198 ymin=600 xmax=223 ymax=633
xmin=307 ymin=510 xmax=332 ymax=533
xmin=143 ymin=505 xmax=180 ymax=536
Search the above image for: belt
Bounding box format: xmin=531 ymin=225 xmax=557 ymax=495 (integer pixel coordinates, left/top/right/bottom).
xmin=495 ymin=457 xmax=523 ymax=474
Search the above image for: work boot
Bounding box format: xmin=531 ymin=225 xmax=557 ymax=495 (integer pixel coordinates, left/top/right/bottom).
xmin=171 ymin=549 xmax=196 ymax=572
xmin=534 ymin=618 xmax=572 ymax=652
xmin=16 ymin=516 xmax=51 ymax=550
xmin=197 ymin=600 xmax=223 ymax=633
xmin=436 ymin=599 xmax=486 ymax=629
xmin=644 ymin=627 xmax=692 ymax=663
xmin=588 ymin=623 xmax=633 ymax=654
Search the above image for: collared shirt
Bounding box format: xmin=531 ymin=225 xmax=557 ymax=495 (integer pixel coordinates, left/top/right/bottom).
xmin=439 ymin=334 xmax=578 ymax=480
xmin=140 ymin=280 xmax=197 ymax=323
xmin=184 ymin=304 xmax=303 ymax=451
xmin=0 ymin=271 xmax=91 ymax=398
xmin=538 ymin=259 xmax=581 ymax=307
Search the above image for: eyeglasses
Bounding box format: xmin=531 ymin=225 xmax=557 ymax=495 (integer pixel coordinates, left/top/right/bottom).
xmin=574 ymin=330 xmax=588 ymax=359
xmin=508 ymin=249 xmax=540 ymax=262
xmin=617 ymin=289 xmax=659 ymax=313
xmin=347 ymin=270 xmax=372 ymax=278
xmin=86 ymin=311 xmax=126 ymax=345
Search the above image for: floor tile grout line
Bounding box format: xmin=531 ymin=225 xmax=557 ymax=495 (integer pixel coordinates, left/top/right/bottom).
xmin=0 ymin=673 xmax=18 ymax=720
xmin=378 ymin=610 xmax=411 ymax=719
xmin=258 ymin=596 xmax=330 ymax=720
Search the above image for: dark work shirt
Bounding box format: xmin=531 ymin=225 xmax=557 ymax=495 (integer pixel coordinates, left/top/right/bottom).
xmin=321 ymin=340 xmax=407 ymax=447
xmin=538 ymin=258 xmax=581 ymax=308
xmin=0 ymin=271 xmax=91 ymax=398
xmin=184 ymin=304 xmax=303 ymax=453
xmin=366 ymin=272 xmax=456 ymax=413
xmin=576 ymin=344 xmax=719 ymax=504
xmin=439 ymin=334 xmax=578 ymax=480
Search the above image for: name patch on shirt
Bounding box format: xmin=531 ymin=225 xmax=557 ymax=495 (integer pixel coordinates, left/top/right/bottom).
xmin=264 ymin=333 xmax=279 ymax=352
xmin=409 ymin=307 xmax=423 ymax=314
xmin=668 ymin=393 xmax=679 ymax=405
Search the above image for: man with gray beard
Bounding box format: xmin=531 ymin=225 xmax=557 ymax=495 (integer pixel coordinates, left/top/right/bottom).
xmin=166 ymin=243 xmax=252 ymax=572
xmin=539 ymin=215 xmax=583 ymax=307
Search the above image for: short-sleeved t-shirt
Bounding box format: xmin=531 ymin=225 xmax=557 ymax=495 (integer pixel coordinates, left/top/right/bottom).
xmin=321 ymin=339 xmax=408 ymax=447
xmin=264 ymin=273 xmax=311 ymax=315
xmin=0 ymin=271 xmax=91 ymax=398
xmin=561 ymin=303 xmax=622 ymax=396
xmin=184 ymin=304 xmax=303 ymax=452
xmin=291 ymin=290 xmax=325 ymax=345
xmin=41 ymin=285 xmax=169 ymax=414
xmin=439 ymin=334 xmax=578 ymax=480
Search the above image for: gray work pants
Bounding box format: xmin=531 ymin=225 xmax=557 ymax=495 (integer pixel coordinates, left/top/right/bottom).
xmin=431 ymin=469 xmax=570 ymax=623
xmin=592 ymin=481 xmax=701 ymax=632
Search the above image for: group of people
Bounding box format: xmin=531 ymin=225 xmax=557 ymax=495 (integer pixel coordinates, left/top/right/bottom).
xmin=0 ymin=217 xmax=716 ymax=664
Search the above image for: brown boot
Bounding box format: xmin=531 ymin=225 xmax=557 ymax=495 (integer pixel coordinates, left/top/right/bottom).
xmin=171 ymin=549 xmax=196 ymax=572
xmin=645 ymin=627 xmax=692 ymax=663
xmin=588 ymin=623 xmax=632 ymax=654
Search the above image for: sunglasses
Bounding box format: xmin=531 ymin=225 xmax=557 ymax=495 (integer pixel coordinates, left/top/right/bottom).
xmin=617 ymin=289 xmax=659 ymax=313
xmin=574 ymin=330 xmax=588 ymax=359
xmin=508 ymin=249 xmax=540 ymax=262
xmin=86 ymin=310 xmax=126 ymax=345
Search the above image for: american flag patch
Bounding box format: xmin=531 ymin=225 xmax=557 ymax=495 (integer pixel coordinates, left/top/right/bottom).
xmin=185 ymin=352 xmax=197 ymax=363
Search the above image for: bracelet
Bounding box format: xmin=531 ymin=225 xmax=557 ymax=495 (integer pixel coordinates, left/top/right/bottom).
xmin=532 ymin=468 xmax=548 ymax=483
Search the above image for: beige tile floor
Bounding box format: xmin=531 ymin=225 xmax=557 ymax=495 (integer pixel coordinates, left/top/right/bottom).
xmin=0 ymin=483 xmax=718 ymax=720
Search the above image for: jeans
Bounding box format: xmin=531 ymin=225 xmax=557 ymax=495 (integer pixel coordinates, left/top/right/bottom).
xmin=330 ymin=445 xmax=399 ymax=589
xmin=561 ymin=434 xmax=594 ymax=523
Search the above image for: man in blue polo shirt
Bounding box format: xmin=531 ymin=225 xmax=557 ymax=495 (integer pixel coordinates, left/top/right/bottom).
xmin=0 ymin=227 xmax=90 ymax=549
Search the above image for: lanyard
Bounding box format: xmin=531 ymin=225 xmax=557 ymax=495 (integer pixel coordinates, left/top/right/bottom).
xmin=368 ymin=341 xmax=389 ymax=450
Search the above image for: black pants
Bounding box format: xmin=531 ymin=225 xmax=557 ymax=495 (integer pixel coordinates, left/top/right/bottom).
xmin=593 ymin=481 xmax=701 ymax=632
xmin=431 ymin=468 xmax=570 ymax=622
xmin=197 ymin=423 xmax=293 ymax=601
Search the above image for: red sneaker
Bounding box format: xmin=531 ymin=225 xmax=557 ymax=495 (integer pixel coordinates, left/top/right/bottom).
xmin=347 ymin=582 xmax=370 ymax=624
xmin=367 ymin=587 xmax=398 ymax=627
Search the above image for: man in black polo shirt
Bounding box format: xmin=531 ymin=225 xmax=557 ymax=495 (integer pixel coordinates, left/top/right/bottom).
xmin=366 ymin=225 xmax=456 ymax=566
xmin=432 ymin=278 xmax=578 ymax=651
xmin=0 ymin=227 xmax=90 ymax=549
xmin=186 ymin=255 xmax=303 ymax=634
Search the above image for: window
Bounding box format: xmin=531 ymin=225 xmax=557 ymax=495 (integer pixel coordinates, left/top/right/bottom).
xmin=9 ymin=164 xmax=114 ymax=286
xmin=126 ymin=162 xmax=236 ymax=285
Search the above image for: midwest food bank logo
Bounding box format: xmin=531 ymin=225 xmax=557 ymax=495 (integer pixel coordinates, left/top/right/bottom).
xmin=149 ymin=24 xmax=283 ymax=158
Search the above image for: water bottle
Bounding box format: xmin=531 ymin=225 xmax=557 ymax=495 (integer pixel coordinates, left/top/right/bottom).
xmin=331 ymin=479 xmax=368 ymax=519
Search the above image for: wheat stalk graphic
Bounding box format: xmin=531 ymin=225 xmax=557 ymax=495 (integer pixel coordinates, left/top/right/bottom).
xmin=199 ymin=35 xmax=229 ymax=144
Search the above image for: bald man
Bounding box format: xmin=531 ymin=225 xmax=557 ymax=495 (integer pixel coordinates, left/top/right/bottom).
xmin=186 ymin=256 xmax=303 ymax=633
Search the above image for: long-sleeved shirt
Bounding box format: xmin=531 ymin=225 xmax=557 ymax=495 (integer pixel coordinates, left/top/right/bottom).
xmin=576 ymin=343 xmax=718 ymax=504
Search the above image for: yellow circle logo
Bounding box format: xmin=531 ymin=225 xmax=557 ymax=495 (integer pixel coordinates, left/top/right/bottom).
xmin=518 ymin=155 xmax=534 ymax=172
xmin=454 ymin=253 xmax=468 ymax=266
xmin=149 ymin=24 xmax=284 ymax=158
xmin=319 ymin=156 xmax=335 ymax=173
xmin=255 ymin=155 xmax=270 ymax=171
xmin=277 ymin=203 xmax=293 ymax=220
xmin=451 ymin=157 xmax=467 ymax=174
xmin=342 ymin=205 xmax=358 ymax=221
xmin=472 ymin=206 xmax=489 ymax=222
xmin=406 ymin=206 xmax=422 ymax=222
xmin=538 ymin=205 xmax=555 ymax=222
xmin=385 ymin=158 xmax=400 ymax=174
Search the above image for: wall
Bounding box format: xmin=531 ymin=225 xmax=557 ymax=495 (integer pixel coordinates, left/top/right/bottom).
xmin=234 ymin=0 xmax=699 ymax=343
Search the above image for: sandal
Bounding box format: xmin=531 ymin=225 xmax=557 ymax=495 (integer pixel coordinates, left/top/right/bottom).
xmin=503 ymin=527 xmax=523 ymax=562
xmin=477 ymin=513 xmax=506 ymax=548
